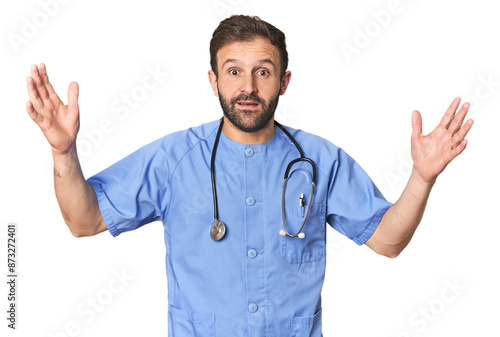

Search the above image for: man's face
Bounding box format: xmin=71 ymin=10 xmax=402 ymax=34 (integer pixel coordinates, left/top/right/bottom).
xmin=210 ymin=37 xmax=289 ymax=133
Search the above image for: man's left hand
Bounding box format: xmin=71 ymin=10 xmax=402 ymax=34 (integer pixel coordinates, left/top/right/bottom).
xmin=411 ymin=97 xmax=474 ymax=184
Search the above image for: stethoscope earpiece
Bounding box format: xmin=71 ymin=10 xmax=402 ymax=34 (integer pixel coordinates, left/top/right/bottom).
xmin=279 ymin=229 xmax=306 ymax=239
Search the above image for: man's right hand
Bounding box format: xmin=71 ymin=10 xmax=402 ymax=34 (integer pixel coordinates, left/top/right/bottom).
xmin=26 ymin=63 xmax=106 ymax=237
xmin=26 ymin=63 xmax=80 ymax=155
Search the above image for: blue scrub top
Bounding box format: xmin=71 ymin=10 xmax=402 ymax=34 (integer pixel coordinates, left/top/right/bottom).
xmin=87 ymin=120 xmax=392 ymax=337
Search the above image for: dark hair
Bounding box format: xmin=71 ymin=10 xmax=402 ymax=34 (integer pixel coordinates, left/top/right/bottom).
xmin=210 ymin=15 xmax=288 ymax=78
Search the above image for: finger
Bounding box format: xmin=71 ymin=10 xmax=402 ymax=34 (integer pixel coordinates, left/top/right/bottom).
xmin=26 ymin=76 xmax=44 ymax=112
xmin=26 ymin=101 xmax=44 ymax=126
xmin=67 ymin=81 xmax=79 ymax=112
xmin=411 ymin=110 xmax=423 ymax=140
xmin=452 ymin=139 xmax=468 ymax=158
xmin=31 ymin=64 xmax=50 ymax=101
xmin=39 ymin=63 xmax=57 ymax=97
xmin=449 ymin=102 xmax=470 ymax=135
xmin=452 ymin=119 xmax=474 ymax=146
xmin=439 ymin=97 xmax=461 ymax=129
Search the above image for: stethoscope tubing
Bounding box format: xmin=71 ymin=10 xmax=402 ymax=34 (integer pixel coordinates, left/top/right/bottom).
xmin=210 ymin=118 xmax=317 ymax=241
xmin=210 ymin=118 xmax=224 ymax=222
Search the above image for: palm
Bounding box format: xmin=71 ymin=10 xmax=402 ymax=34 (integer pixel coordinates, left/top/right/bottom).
xmin=26 ymin=63 xmax=80 ymax=154
xmin=411 ymin=97 xmax=474 ymax=183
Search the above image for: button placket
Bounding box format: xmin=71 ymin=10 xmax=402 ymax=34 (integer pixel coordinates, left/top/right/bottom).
xmin=244 ymin=143 xmax=266 ymax=335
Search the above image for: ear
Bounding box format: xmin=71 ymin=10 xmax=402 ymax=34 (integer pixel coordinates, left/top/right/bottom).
xmin=279 ymin=71 xmax=292 ymax=95
xmin=208 ymin=70 xmax=219 ymax=97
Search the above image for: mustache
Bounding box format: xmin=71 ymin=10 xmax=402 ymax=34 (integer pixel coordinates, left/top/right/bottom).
xmin=230 ymin=93 xmax=265 ymax=105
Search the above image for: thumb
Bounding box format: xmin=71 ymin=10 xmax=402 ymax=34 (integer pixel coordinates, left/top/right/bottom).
xmin=411 ymin=110 xmax=422 ymax=140
xmin=67 ymin=81 xmax=79 ymax=112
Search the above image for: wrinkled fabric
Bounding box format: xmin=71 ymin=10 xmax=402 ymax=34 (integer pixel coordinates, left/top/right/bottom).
xmin=87 ymin=120 xmax=392 ymax=336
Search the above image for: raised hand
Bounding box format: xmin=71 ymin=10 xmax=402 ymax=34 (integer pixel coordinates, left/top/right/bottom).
xmin=26 ymin=63 xmax=80 ymax=155
xmin=411 ymin=97 xmax=474 ymax=183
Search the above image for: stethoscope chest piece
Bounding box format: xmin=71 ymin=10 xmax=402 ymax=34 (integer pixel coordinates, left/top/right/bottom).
xmin=210 ymin=220 xmax=226 ymax=241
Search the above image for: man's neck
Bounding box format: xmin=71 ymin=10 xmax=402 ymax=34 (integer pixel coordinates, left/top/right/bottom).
xmin=222 ymin=117 xmax=275 ymax=144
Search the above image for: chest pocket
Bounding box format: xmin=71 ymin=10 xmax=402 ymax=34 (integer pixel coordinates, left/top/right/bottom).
xmin=280 ymin=203 xmax=326 ymax=264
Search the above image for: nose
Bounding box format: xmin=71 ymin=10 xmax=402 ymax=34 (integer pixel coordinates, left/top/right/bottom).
xmin=240 ymin=73 xmax=258 ymax=95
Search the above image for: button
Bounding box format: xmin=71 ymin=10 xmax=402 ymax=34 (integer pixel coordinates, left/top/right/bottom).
xmin=246 ymin=196 xmax=256 ymax=206
xmin=247 ymin=249 xmax=257 ymax=259
xmin=248 ymin=303 xmax=258 ymax=313
xmin=245 ymin=148 xmax=254 ymax=157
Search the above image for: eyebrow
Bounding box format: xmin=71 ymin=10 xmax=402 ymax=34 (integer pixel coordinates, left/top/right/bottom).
xmin=222 ymin=58 xmax=276 ymax=68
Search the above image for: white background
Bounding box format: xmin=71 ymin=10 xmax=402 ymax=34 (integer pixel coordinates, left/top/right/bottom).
xmin=1 ymin=0 xmax=499 ymax=336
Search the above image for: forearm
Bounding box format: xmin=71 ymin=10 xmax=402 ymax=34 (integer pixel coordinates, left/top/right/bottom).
xmin=370 ymin=166 xmax=435 ymax=256
xmin=366 ymin=98 xmax=472 ymax=257
xmin=52 ymin=146 xmax=105 ymax=237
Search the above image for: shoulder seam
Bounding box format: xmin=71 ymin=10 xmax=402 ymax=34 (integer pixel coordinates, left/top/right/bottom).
xmin=162 ymin=124 xmax=219 ymax=221
xmin=169 ymin=124 xmax=219 ymax=181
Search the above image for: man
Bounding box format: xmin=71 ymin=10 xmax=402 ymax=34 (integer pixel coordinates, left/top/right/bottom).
xmin=26 ymin=15 xmax=473 ymax=337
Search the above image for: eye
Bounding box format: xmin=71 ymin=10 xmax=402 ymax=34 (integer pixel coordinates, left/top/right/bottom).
xmin=229 ymin=69 xmax=239 ymax=76
xmin=257 ymin=70 xmax=269 ymax=76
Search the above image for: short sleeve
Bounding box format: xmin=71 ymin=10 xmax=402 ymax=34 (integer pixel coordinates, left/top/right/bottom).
xmin=87 ymin=140 xmax=170 ymax=237
xmin=326 ymin=148 xmax=392 ymax=245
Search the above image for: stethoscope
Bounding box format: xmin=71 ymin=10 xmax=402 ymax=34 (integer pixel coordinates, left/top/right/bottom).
xmin=209 ymin=118 xmax=317 ymax=241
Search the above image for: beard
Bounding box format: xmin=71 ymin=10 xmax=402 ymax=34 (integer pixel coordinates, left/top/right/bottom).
xmin=218 ymin=88 xmax=280 ymax=133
